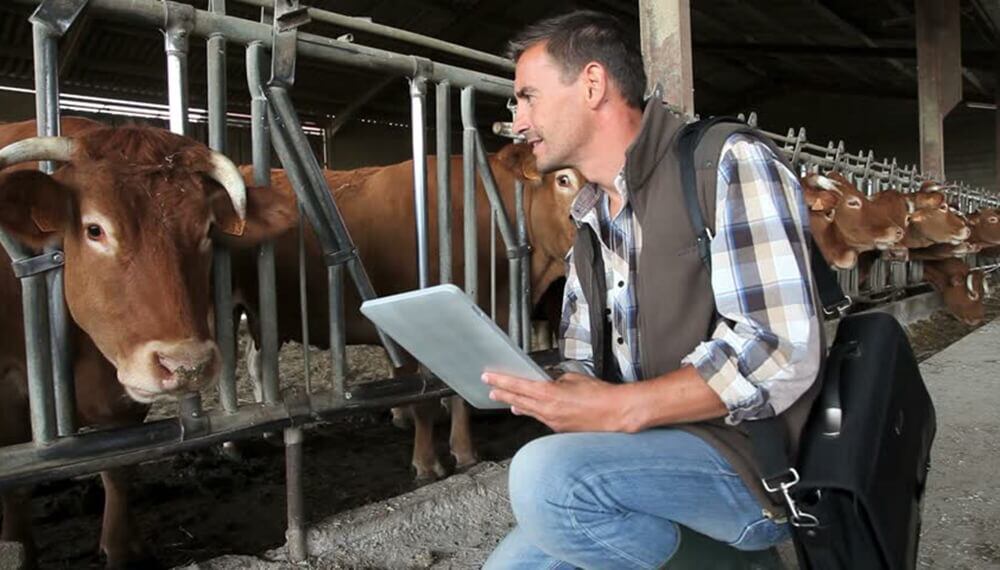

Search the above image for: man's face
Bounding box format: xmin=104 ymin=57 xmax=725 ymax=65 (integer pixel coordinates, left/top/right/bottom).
xmin=512 ymin=43 xmax=588 ymax=174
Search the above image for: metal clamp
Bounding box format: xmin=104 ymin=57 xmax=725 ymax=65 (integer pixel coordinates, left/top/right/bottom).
xmin=821 ymin=295 xmax=852 ymax=318
xmin=761 ymin=468 xmax=820 ymax=528
xmin=323 ymin=247 xmax=358 ymax=267
xmin=505 ymin=244 xmax=532 ymax=260
xmin=163 ymin=1 xmax=195 ymax=52
xmin=29 ymin=0 xmax=89 ymax=36
xmin=11 ymin=250 xmax=65 ymax=279
xmin=270 ymin=0 xmax=308 ymax=87
xmin=178 ymin=393 xmax=210 ymax=440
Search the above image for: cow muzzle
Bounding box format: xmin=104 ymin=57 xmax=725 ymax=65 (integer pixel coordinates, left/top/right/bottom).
xmin=118 ymin=339 xmax=221 ymax=402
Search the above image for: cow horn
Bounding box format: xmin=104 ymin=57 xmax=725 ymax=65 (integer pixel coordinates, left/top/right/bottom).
xmin=0 ymin=136 xmax=76 ymax=169
xmin=966 ymin=273 xmax=976 ymax=296
xmin=206 ymin=150 xmax=247 ymax=220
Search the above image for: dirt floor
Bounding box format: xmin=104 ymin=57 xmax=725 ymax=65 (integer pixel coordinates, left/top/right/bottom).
xmin=17 ymin=294 xmax=1000 ymax=570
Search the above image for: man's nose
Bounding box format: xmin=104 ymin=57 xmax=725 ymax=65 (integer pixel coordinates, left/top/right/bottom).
xmin=512 ymin=106 xmax=529 ymax=136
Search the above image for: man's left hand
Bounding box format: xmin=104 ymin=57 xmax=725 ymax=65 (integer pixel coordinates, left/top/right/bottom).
xmin=482 ymin=372 xmax=634 ymax=433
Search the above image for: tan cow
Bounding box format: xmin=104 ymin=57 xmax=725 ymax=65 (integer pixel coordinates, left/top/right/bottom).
xmin=923 ymin=258 xmax=988 ymax=326
xmin=0 ymin=117 xmax=296 ymax=566
xmin=800 ymin=172 xmax=904 ymax=268
xmin=233 ymin=143 xmax=584 ymax=481
xmin=967 ymin=208 xmax=1000 ymax=246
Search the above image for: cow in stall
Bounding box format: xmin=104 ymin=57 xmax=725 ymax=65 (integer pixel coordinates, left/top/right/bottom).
xmin=0 ymin=117 xmax=296 ymax=567
xmin=232 ymin=143 xmax=585 ymax=481
xmin=923 ymin=258 xmax=990 ymax=326
xmin=799 ymin=172 xmax=905 ymax=269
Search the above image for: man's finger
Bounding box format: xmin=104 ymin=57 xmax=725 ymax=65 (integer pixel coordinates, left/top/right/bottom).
xmin=482 ymin=372 xmax=551 ymax=399
xmin=489 ymin=387 xmax=546 ymax=419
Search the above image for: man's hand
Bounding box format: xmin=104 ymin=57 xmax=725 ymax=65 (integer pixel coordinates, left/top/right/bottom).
xmin=482 ymin=372 xmax=635 ymax=433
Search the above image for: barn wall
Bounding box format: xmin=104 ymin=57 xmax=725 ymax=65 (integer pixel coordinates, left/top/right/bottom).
xmin=749 ymin=91 xmax=996 ymax=191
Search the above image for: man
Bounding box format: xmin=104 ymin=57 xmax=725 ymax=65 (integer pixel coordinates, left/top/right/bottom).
xmin=482 ymin=10 xmax=822 ymax=569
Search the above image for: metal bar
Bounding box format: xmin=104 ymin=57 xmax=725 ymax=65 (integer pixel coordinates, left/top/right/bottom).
xmin=515 ymin=179 xmax=530 ymax=349
xmin=508 ymin=255 xmax=521 ymax=343
xmin=329 ymin=264 xmax=346 ymax=398
xmin=410 ymin=76 xmax=430 ymax=289
xmin=10 ymin=0 xmax=514 ymax=99
xmin=298 ymin=205 xmax=312 ymax=395
xmin=462 ymin=87 xmax=478 ymax=303
xmin=248 ymin=40 xmax=281 ymax=405
xmin=436 ymin=80 xmax=452 ymax=285
xmin=164 ymin=2 xmax=194 ymax=136
xmin=207 ymin=0 xmax=239 ymax=415
xmin=284 ymin=427 xmax=307 ymax=562
xmin=472 ymin=131 xmax=517 ymax=247
xmin=31 ymin=17 xmax=75 ymax=438
xmin=491 ymin=209 xmax=497 ymax=318
xmin=21 ymin=272 xmax=56 ymax=445
xmin=233 ymin=0 xmax=514 ymax=72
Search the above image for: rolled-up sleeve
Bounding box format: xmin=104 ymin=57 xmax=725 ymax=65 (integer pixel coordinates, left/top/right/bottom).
xmin=681 ymin=135 xmax=822 ymax=424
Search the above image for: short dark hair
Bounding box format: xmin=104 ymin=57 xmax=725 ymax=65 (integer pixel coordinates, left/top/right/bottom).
xmin=506 ymin=10 xmax=647 ymax=109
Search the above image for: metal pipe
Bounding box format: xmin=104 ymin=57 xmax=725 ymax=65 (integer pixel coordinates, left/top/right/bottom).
xmin=508 ymin=256 xmax=521 ymax=343
xmin=298 ymin=205 xmax=312 ymax=395
xmin=233 ymin=0 xmax=514 ymax=72
xmin=461 ymin=87 xmax=477 ymax=303
xmin=32 ymin=19 xmax=75 ymax=437
xmin=410 ymin=76 xmax=430 ymax=289
xmin=10 ymin=0 xmax=514 ymax=99
xmin=247 ymin=40 xmax=280 ymax=405
xmin=284 ymin=427 xmax=307 ymax=562
xmin=329 ymin=264 xmax=347 ymax=399
xmin=164 ymin=3 xmax=193 ymax=136
xmin=436 ymin=80 xmax=452 ymax=285
xmin=206 ymin=0 xmax=239 ymax=415
xmin=491 ymin=209 xmax=497 ymax=318
xmin=515 ymin=179 xmax=530 ymax=349
xmin=267 ymin=87 xmax=405 ymax=368
xmin=21 ymin=272 xmax=57 ymax=445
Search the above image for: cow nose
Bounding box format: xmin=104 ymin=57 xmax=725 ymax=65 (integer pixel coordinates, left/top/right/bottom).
xmin=154 ymin=342 xmax=217 ymax=391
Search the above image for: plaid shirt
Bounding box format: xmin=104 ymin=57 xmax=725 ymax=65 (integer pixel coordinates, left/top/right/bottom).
xmin=560 ymin=134 xmax=821 ymax=424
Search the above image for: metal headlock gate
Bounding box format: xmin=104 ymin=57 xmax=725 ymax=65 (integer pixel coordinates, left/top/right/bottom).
xmin=0 ymin=0 xmax=542 ymax=560
xmin=0 ymin=0 xmax=997 ymax=562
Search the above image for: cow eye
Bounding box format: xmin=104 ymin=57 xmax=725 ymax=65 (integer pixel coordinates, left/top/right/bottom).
xmin=939 ymin=204 xmax=949 ymax=212
xmin=989 ymin=217 xmax=998 ymax=224
xmin=846 ymin=198 xmax=862 ymax=208
xmin=86 ymin=224 xmax=103 ymax=240
xmin=904 ymin=214 xmax=912 ymax=225
xmin=557 ymin=174 xmax=570 ymax=187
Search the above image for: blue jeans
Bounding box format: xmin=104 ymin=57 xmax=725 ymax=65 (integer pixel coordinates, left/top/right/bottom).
xmin=484 ymin=429 xmax=789 ymax=569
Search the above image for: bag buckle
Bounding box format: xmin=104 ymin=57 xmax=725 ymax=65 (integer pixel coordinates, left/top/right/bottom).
xmin=822 ymin=295 xmax=852 ymax=318
xmin=761 ymin=468 xmax=820 ymax=528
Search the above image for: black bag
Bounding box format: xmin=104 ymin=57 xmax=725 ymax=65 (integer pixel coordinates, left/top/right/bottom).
xmin=678 ymin=117 xmax=937 ymax=570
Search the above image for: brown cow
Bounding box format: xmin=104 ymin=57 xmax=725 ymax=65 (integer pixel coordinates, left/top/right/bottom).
xmin=0 ymin=117 xmax=296 ymax=566
xmin=233 ymin=143 xmax=584 ymax=481
xmin=967 ymin=208 xmax=1000 ymax=246
xmin=923 ymin=258 xmax=988 ymax=326
xmin=870 ymin=189 xmax=969 ymax=261
xmin=800 ymin=172 xmax=904 ymax=268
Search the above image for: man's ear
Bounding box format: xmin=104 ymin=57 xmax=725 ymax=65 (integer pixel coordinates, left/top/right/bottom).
xmin=495 ymin=143 xmax=542 ymax=182
xmin=581 ymin=62 xmax=608 ymax=109
xmin=0 ymin=169 xmax=70 ymax=249
xmin=211 ymin=183 xmax=298 ymax=247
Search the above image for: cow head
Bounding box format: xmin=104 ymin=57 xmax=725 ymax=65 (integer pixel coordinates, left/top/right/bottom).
xmin=495 ymin=143 xmax=585 ymax=304
xmin=923 ymin=259 xmax=987 ymax=326
xmin=801 ymin=173 xmax=903 ymax=268
xmin=0 ymin=125 xmax=296 ymax=403
xmin=906 ymin=199 xmax=970 ymax=246
xmin=968 ymin=208 xmax=1000 ymax=245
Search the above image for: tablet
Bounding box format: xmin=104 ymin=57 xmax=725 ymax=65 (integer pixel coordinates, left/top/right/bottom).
xmin=360 ymin=283 xmax=550 ymax=409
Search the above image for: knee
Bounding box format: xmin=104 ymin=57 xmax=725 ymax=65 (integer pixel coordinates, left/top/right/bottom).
xmin=507 ymin=434 xmax=583 ymax=529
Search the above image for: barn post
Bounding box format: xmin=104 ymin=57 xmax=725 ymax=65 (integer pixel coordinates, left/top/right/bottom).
xmin=916 ymin=0 xmax=962 ymax=181
xmin=638 ymin=0 xmax=694 ymax=116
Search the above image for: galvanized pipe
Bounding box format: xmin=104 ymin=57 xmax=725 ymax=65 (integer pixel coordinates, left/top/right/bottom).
xmin=298 ymin=205 xmax=312 ymax=395
xmin=267 ymin=87 xmax=404 ymax=367
xmin=436 ymin=80 xmax=452 ymax=285
xmin=410 ymin=76 xmax=430 ymax=289
xmin=329 ymin=265 xmax=346 ymax=398
xmin=206 ymin=0 xmax=240 ymax=415
xmin=461 ymin=87 xmax=478 ymax=303
xmin=247 ymin=40 xmax=281 ymax=405
xmin=491 ymin=210 xmax=497 ymax=318
xmin=233 ymin=0 xmax=514 ymax=72
xmin=10 ymin=0 xmax=513 ymax=99
xmin=284 ymin=427 xmax=307 ymax=562
xmin=515 ymin=179 xmax=531 ymax=349
xmin=164 ymin=3 xmax=193 ymax=136
xmin=32 ymin=18 xmax=75 ymax=437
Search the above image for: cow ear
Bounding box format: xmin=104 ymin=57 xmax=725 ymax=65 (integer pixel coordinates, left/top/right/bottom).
xmin=0 ymin=169 xmax=70 ymax=249
xmin=211 ymin=184 xmax=298 ymax=247
xmin=495 ymin=143 xmax=542 ymax=182
xmin=803 ymin=188 xmax=838 ymax=212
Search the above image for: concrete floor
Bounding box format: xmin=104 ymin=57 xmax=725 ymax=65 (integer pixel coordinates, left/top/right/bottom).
xmin=181 ymin=319 xmax=1000 ymax=570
